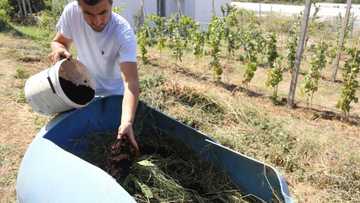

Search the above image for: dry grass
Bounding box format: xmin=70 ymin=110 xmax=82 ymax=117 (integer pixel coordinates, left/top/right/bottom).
xmin=79 ymin=133 xmax=249 ymax=203
xmin=139 ymin=44 xmax=360 ymax=202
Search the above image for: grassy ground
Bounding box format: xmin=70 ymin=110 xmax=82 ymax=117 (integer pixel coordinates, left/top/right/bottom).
xmin=0 ymin=21 xmax=359 ymax=203
xmin=139 ymin=47 xmax=360 ymax=202
xmin=0 ymin=32 xmax=50 ymax=202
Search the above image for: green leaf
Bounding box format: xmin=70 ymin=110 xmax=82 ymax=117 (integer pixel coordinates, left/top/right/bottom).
xmin=138 ymin=160 xmax=155 ymax=167
xmin=135 ymin=179 xmax=154 ymax=199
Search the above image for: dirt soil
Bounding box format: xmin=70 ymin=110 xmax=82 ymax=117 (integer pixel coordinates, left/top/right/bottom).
xmin=0 ymin=33 xmax=49 ymax=202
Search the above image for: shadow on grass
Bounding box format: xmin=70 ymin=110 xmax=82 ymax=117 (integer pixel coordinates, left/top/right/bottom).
xmin=148 ymin=59 xmax=264 ymax=98
xmin=297 ymin=105 xmax=360 ymax=126
xmin=321 ymin=75 xmax=343 ymax=84
xmin=0 ymin=20 xmax=24 ymax=37
xmin=1 ymin=19 xmax=51 ymax=44
xmin=266 ymin=96 xmax=360 ymax=126
xmin=220 ymin=82 xmax=264 ymax=98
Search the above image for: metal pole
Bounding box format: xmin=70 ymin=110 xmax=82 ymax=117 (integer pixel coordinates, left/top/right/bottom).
xmin=259 ymin=4 xmax=261 ymax=17
xmin=176 ymin=0 xmax=182 ymax=16
xmin=140 ymin=0 xmax=145 ymax=24
xmin=331 ymin=0 xmax=352 ymax=82
xmin=287 ymin=0 xmax=312 ymax=108
xmin=212 ymin=0 xmax=216 ymax=17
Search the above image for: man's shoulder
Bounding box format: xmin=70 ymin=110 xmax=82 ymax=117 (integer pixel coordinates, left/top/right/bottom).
xmin=111 ymin=13 xmax=133 ymax=32
xmin=109 ymin=14 xmax=135 ymax=46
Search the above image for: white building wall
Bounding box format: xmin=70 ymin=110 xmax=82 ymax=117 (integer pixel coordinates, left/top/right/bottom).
xmin=143 ymin=0 xmax=158 ymax=16
xmin=166 ymin=0 xmax=178 ymax=17
xmin=195 ymin=0 xmax=231 ymax=28
xmin=113 ymin=0 xmax=157 ymax=28
xmin=114 ymin=0 xmax=231 ymax=29
xmin=183 ymin=0 xmax=195 ymax=18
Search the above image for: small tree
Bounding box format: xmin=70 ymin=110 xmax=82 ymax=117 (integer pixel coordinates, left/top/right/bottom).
xmin=286 ymin=27 xmax=298 ymax=73
xmin=266 ymin=32 xmax=278 ymax=68
xmin=148 ymin=15 xmax=166 ymax=55
xmin=166 ymin=15 xmax=195 ymax=65
xmin=241 ymin=28 xmax=260 ymax=85
xmin=137 ymin=22 xmax=150 ymax=64
xmin=192 ymin=30 xmax=205 ymax=59
xmin=208 ymin=16 xmax=224 ymax=81
xmin=243 ymin=62 xmax=257 ymax=85
xmin=301 ymin=41 xmax=328 ymax=106
xmin=327 ymin=43 xmax=337 ymax=66
xmin=223 ymin=10 xmax=239 ymax=58
xmin=336 ymin=47 xmax=360 ymax=118
xmin=266 ymin=57 xmax=284 ymax=101
xmin=178 ymin=15 xmax=198 ymax=46
xmin=168 ymin=26 xmax=186 ymax=63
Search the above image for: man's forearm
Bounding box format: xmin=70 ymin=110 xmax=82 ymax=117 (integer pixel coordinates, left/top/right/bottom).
xmin=121 ymin=82 xmax=140 ymax=125
xmin=49 ymin=33 xmax=72 ymax=63
xmin=51 ymin=41 xmax=68 ymax=51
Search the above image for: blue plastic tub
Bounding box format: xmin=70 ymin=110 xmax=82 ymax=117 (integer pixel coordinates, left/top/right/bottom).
xmin=16 ymin=96 xmax=293 ymax=203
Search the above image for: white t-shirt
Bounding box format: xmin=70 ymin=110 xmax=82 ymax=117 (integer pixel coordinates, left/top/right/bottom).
xmin=56 ymin=1 xmax=137 ymax=96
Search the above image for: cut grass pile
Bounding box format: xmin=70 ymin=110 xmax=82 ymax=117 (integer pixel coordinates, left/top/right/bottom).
xmin=78 ymin=132 xmax=251 ymax=203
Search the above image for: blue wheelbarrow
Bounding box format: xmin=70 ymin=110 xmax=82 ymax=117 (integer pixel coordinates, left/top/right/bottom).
xmin=16 ymin=96 xmax=293 ymax=203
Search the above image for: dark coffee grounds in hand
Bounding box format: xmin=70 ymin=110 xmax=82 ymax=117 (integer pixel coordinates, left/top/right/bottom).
xmin=106 ymin=139 xmax=134 ymax=180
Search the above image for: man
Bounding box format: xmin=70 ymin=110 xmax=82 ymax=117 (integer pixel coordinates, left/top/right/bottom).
xmin=49 ymin=0 xmax=140 ymax=154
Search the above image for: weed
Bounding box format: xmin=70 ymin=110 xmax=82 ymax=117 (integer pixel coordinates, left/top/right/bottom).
xmin=16 ymin=90 xmax=26 ymax=103
xmin=0 ymin=145 xmax=11 ymax=168
xmin=139 ymin=75 xmax=165 ymax=91
xmin=14 ymin=66 xmax=29 ymax=79
xmin=34 ymin=115 xmax=48 ymax=130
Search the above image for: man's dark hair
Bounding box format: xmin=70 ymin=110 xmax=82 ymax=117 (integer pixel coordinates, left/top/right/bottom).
xmin=78 ymin=0 xmax=113 ymax=6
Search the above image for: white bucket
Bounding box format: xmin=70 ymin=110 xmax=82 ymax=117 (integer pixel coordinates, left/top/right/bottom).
xmin=25 ymin=58 xmax=96 ymax=115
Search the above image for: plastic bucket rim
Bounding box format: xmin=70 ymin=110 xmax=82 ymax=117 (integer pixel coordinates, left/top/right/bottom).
xmin=51 ymin=59 xmax=94 ymax=108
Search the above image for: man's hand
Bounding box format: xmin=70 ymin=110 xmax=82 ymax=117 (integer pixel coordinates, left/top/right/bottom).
xmin=117 ymin=122 xmax=140 ymax=157
xmin=48 ymin=48 xmax=72 ymax=64
xmin=50 ymin=33 xmax=73 ymax=64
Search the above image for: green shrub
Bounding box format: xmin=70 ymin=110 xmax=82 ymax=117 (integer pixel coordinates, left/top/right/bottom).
xmin=38 ymin=10 xmax=58 ymax=32
xmin=0 ymin=0 xmax=11 ymax=30
xmin=0 ymin=0 xmax=12 ymax=17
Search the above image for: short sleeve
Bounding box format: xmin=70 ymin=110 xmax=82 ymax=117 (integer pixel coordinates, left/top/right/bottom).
xmin=56 ymin=3 xmax=74 ymax=39
xmin=117 ymin=24 xmax=137 ymax=64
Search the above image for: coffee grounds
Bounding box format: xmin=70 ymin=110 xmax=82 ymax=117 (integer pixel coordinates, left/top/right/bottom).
xmin=59 ymin=77 xmax=95 ymax=105
xmin=106 ymin=139 xmax=134 ymax=181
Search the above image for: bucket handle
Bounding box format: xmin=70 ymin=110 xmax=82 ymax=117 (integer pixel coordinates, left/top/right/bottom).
xmin=47 ymin=58 xmax=71 ymax=94
xmin=47 ymin=76 xmax=56 ymax=94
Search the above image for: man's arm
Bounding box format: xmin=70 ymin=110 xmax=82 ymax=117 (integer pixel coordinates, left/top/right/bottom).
xmin=118 ymin=62 xmax=140 ymax=155
xmin=49 ymin=33 xmax=73 ymax=64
